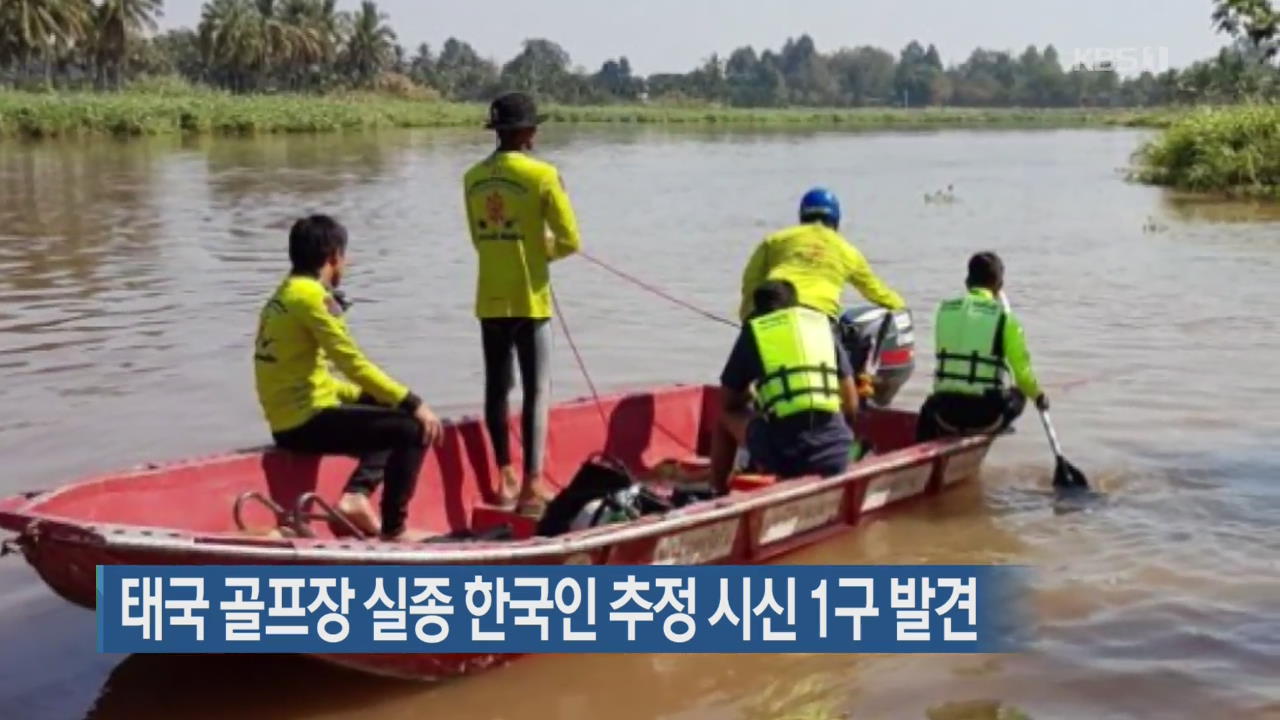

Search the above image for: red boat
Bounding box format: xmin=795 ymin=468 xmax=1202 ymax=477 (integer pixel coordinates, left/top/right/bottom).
xmin=0 ymin=384 xmax=994 ymax=681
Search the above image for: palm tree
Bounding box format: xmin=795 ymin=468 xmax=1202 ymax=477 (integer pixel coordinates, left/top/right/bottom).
xmin=256 ymin=0 xmax=315 ymax=88
xmin=408 ymin=42 xmax=434 ymax=86
xmin=0 ymin=5 xmax=17 ymax=70
xmin=198 ymin=0 xmax=262 ymax=91
xmin=278 ymin=0 xmax=335 ymax=89
xmin=342 ymin=0 xmax=395 ymax=86
xmin=2 ymin=0 xmax=92 ymax=87
xmin=310 ymin=0 xmax=346 ymax=62
xmin=94 ymin=0 xmax=164 ymax=90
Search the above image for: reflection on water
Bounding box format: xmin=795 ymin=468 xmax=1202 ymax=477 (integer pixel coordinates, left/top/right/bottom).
xmin=1160 ymin=192 xmax=1280 ymax=225
xmin=1 ymin=126 xmax=1279 ymax=720
xmin=84 ymin=653 xmax=869 ymax=720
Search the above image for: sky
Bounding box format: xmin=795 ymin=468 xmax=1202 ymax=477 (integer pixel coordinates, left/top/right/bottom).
xmin=159 ymin=0 xmax=1231 ymax=76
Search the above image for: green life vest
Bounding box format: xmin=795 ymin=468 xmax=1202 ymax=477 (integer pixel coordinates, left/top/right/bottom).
xmin=749 ymin=307 xmax=842 ymax=418
xmin=933 ymin=292 xmax=1008 ymax=396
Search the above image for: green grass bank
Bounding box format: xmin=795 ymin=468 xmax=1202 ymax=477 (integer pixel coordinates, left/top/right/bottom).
xmin=1131 ymin=103 xmax=1280 ymax=198
xmin=0 ymin=89 xmax=1184 ymax=140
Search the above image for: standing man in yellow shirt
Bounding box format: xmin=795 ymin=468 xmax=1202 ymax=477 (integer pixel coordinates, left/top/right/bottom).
xmin=463 ymin=92 xmax=581 ymax=515
xmin=738 ymin=187 xmax=906 ymax=321
xmin=254 ymin=215 xmax=443 ymax=541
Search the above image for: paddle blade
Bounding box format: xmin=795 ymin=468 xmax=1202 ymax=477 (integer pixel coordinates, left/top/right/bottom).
xmin=1052 ymin=456 xmax=1089 ymax=489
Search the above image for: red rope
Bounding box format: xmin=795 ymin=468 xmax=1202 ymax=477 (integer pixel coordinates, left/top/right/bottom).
xmin=578 ymin=251 xmax=740 ymax=329
xmin=550 ymin=287 xmax=609 ymax=431
xmin=549 ymin=287 xmax=698 ymax=454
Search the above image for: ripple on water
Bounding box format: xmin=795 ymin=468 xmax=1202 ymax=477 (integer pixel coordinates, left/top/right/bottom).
xmin=985 ymin=441 xmax=1280 ymax=715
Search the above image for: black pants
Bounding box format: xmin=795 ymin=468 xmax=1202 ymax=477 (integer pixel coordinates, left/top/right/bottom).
xmin=916 ymin=390 xmax=1026 ymax=443
xmin=481 ymin=318 xmax=551 ymax=475
xmin=273 ymin=402 xmax=426 ymax=538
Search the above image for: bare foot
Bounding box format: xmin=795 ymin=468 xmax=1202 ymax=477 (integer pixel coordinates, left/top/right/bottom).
xmin=337 ymin=493 xmax=381 ymax=537
xmin=496 ymin=466 xmax=521 ymax=509
xmin=515 ymin=476 xmax=555 ymax=517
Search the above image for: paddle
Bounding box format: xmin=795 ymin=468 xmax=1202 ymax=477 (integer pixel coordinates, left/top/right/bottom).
xmin=998 ymin=292 xmax=1090 ymax=491
xmin=1036 ymin=406 xmax=1090 ymax=490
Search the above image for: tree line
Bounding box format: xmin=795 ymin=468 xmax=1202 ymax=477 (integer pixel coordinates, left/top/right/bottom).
xmin=2 ymin=0 xmax=1278 ymax=106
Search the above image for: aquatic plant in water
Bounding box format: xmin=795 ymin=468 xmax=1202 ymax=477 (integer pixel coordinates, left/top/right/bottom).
xmin=1131 ymin=103 xmax=1280 ymax=197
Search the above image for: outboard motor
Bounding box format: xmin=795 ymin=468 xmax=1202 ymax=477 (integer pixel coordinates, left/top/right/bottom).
xmin=838 ymin=305 xmax=916 ymax=407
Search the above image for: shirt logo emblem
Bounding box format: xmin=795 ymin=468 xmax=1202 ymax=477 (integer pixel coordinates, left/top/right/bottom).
xmin=485 ymin=192 xmax=506 ymax=225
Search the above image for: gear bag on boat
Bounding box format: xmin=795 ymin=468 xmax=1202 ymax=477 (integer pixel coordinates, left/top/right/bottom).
xmin=536 ymin=455 xmax=673 ymax=537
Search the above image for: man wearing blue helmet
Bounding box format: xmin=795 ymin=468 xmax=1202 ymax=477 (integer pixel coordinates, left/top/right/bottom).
xmin=738 ymin=187 xmax=906 ymax=322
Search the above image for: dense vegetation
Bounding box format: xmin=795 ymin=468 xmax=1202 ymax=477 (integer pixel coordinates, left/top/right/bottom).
xmin=2 ymin=0 xmax=1279 ymax=109
xmin=1132 ymin=105 xmax=1280 ymax=197
xmin=0 ymin=88 xmax=1184 ymax=139
xmin=1128 ymin=0 xmax=1280 ymax=196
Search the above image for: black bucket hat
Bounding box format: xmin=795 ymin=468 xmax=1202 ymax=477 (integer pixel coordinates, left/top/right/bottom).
xmin=485 ymin=91 xmax=547 ymax=130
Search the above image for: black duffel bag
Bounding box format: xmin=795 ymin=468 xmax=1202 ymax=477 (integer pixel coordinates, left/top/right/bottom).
xmin=536 ymin=454 xmax=671 ymax=537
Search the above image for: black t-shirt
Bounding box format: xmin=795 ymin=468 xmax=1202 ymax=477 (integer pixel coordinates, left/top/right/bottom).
xmin=719 ymin=324 xmax=854 ymax=474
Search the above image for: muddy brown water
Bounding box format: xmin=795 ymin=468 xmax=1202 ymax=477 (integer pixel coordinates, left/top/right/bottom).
xmin=0 ymin=127 xmax=1277 ymax=720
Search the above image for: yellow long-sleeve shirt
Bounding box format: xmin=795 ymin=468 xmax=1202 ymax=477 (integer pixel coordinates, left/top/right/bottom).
xmin=1001 ymin=311 xmax=1042 ymax=400
xmin=253 ymin=274 xmax=414 ymax=433
xmin=738 ymin=223 xmax=905 ymax=321
xmin=464 ymin=150 xmax=581 ymax=319
xmin=981 ymin=288 xmax=1042 ymax=399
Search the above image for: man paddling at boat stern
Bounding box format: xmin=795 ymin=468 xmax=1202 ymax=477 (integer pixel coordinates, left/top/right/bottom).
xmin=254 ymin=215 xmax=444 ymax=542
xmin=711 ymin=280 xmax=862 ymax=493
xmin=464 ymin=91 xmax=582 ymax=516
xmin=916 ymin=251 xmax=1048 ymax=441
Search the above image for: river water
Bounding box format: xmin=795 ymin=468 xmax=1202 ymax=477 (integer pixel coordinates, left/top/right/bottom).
xmin=0 ymin=126 xmax=1277 ymax=720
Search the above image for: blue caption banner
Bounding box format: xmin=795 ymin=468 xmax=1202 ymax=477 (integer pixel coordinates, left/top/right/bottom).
xmin=97 ymin=565 xmax=1030 ymax=655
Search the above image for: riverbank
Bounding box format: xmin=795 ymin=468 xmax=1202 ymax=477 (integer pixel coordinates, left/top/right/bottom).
xmin=1131 ymin=104 xmax=1280 ymax=198
xmin=0 ymin=89 xmax=1184 ymax=139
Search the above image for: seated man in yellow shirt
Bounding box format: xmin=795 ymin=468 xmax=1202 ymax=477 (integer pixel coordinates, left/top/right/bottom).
xmin=463 ymin=92 xmax=581 ymax=515
xmin=254 ymin=215 xmax=443 ymax=541
xmin=916 ymin=252 xmax=1049 ymax=441
xmin=738 ymin=187 xmax=906 ymax=322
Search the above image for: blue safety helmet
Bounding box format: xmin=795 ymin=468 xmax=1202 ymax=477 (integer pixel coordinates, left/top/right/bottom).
xmin=799 ymin=187 xmax=841 ymax=229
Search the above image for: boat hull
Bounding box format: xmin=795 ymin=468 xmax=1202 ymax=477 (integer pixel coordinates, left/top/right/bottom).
xmin=0 ymin=384 xmax=994 ymax=681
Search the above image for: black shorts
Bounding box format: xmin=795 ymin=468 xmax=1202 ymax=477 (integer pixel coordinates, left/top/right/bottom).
xmin=916 ymin=390 xmax=1027 ymax=442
